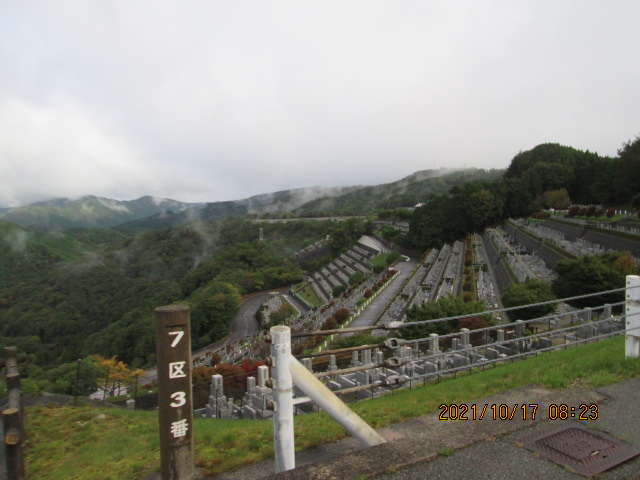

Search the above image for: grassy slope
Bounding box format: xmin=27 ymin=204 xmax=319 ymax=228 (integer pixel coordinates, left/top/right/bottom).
xmin=24 ymin=335 xmax=640 ymax=479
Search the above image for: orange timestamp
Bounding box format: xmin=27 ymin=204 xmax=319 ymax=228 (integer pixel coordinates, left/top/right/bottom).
xmin=438 ymin=403 xmax=599 ymax=421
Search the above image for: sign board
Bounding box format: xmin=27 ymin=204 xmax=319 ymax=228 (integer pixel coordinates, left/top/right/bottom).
xmin=155 ymin=305 xmax=195 ymax=479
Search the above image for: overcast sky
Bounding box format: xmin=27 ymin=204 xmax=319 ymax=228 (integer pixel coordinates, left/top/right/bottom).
xmin=1 ymin=1 xmax=639 ymax=207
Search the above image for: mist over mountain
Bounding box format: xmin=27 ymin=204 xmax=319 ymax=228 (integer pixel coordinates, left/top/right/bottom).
xmin=0 ymin=169 xmax=507 ymax=232
xmin=293 ymin=168 xmax=504 ymax=215
xmin=114 ymin=185 xmax=363 ymax=233
xmin=0 ymin=195 xmax=199 ymax=230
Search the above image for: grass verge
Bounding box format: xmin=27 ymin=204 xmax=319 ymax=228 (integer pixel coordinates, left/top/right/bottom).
xmin=24 ymin=335 xmax=640 ymax=479
xmin=292 ymin=281 xmax=322 ymax=307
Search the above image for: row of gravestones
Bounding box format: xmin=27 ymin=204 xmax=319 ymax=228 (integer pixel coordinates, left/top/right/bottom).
xmin=291 ymin=239 xmax=328 ymax=259
xmin=443 ymin=241 xmax=463 ymax=282
xmin=195 ymin=311 xmax=623 ymax=420
xmin=378 ymin=251 xmax=434 ymax=326
xmin=515 ymin=219 xmax=610 ymax=259
xmin=303 ymin=245 xmax=375 ymax=303
xmin=376 ymin=240 xmax=466 ymax=329
xmin=544 ymin=219 xmax=640 ymax=259
xmin=472 ymin=235 xmax=500 ymax=309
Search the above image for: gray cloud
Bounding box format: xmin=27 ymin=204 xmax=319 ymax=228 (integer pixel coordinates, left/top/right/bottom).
xmin=1 ymin=0 xmax=639 ymax=207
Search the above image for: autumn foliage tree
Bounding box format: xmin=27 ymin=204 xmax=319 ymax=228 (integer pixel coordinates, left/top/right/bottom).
xmin=456 ymin=316 xmax=489 ymax=346
xmin=333 ymin=308 xmax=351 ymax=325
xmin=92 ymin=355 xmax=144 ymax=397
xmin=542 ymin=188 xmax=571 ymax=210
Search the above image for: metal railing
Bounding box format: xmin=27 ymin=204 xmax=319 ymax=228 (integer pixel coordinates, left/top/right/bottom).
xmin=267 ymin=275 xmax=640 ymax=473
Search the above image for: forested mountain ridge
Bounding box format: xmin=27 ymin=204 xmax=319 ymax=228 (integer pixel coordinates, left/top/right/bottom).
xmin=4 ymin=138 xmax=638 ymax=236
xmin=0 ymin=195 xmax=199 ymax=230
xmin=405 ymin=138 xmax=640 ymax=250
xmin=1 ymin=169 xmax=502 ymax=233
xmin=0 ymin=186 xmax=361 ymax=233
xmin=293 ymin=168 xmax=504 ymax=216
xmin=504 ymin=143 xmax=616 ymax=205
xmin=113 ymin=185 xmax=362 ymax=234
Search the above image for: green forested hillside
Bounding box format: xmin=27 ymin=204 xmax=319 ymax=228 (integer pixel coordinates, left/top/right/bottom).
xmin=0 ymin=217 xmax=364 ymax=380
xmin=114 ymin=186 xmax=362 ymax=233
xmin=294 ymin=168 xmax=504 ymax=215
xmin=406 ymin=137 xmax=640 ymax=249
xmin=0 ymin=195 xmax=197 ymax=230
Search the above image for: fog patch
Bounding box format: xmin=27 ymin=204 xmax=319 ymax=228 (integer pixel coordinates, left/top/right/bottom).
xmin=188 ymin=221 xmax=222 ymax=270
xmin=2 ymin=229 xmax=29 ymax=253
xmin=97 ymin=197 xmax=131 ymax=213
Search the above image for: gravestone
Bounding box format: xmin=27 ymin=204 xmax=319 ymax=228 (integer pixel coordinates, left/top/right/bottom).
xmin=205 ymin=374 xmax=226 ymax=419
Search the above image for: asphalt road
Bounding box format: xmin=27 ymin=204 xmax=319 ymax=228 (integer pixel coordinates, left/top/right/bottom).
xmin=230 ymin=292 xmax=271 ymax=342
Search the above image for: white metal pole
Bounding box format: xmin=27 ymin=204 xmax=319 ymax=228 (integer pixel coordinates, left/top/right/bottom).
xmin=289 ymin=356 xmax=386 ymax=447
xmin=270 ymin=326 xmax=296 ymax=473
xmin=626 ymin=275 xmax=640 ymax=358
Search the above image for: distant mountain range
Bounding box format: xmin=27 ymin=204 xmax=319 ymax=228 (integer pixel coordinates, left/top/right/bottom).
xmin=0 ymin=195 xmax=199 ymax=230
xmin=292 ymin=167 xmax=502 ymax=216
xmin=0 ymin=168 xmax=503 ymax=232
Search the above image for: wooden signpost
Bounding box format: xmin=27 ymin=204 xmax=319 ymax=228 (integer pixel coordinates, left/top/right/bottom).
xmin=155 ymin=305 xmax=195 ymax=479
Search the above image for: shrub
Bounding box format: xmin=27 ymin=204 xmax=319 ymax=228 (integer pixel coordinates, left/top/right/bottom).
xmin=303 ymin=335 xmax=322 ymax=351
xmin=329 ymin=333 xmax=384 ymax=350
xmin=386 ymin=251 xmax=402 ymax=265
xmin=239 ymin=358 xmax=265 ymax=374
xmin=457 ymin=316 xmax=489 ymax=346
xmin=266 ymin=302 xmax=296 ymax=328
xmin=333 ymin=308 xmax=351 ymax=324
xmin=532 ymin=211 xmax=551 ymax=219
xmin=332 ymin=285 xmax=347 ymax=298
xmin=209 ymin=353 xmax=222 ymax=366
xmin=321 ymin=317 xmax=338 ymax=330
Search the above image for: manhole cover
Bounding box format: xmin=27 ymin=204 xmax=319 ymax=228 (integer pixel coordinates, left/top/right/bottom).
xmin=520 ymin=423 xmax=640 ymax=477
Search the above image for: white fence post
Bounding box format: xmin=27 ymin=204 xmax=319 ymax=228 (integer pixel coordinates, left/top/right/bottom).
xmin=270 ymin=325 xmax=386 ymax=474
xmin=270 ymin=326 xmax=295 ymax=473
xmin=626 ymin=275 xmax=640 ymax=358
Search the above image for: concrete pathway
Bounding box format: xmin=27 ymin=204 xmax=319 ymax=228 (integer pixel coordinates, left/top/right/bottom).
xmin=347 ymin=258 xmax=418 ymax=332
